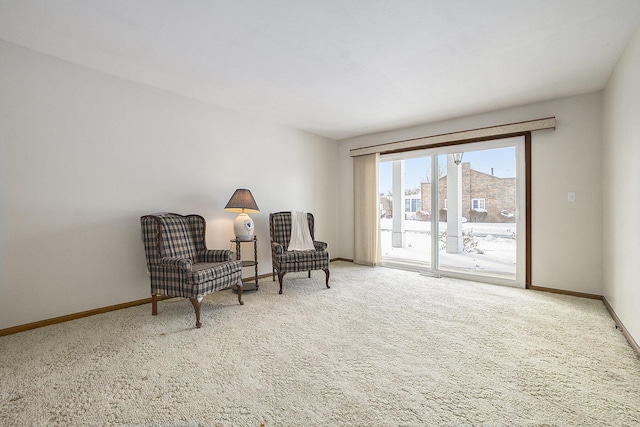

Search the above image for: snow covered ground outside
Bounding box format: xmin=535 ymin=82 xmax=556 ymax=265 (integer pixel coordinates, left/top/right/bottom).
xmin=380 ymin=218 xmax=517 ymax=278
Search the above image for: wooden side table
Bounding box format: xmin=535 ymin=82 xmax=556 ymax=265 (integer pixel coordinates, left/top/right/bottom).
xmin=232 ymin=236 xmax=259 ymax=291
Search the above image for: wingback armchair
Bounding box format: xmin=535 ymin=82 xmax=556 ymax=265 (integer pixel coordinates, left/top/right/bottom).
xmin=269 ymin=211 xmax=330 ymax=294
xmin=141 ymin=213 xmax=243 ymax=328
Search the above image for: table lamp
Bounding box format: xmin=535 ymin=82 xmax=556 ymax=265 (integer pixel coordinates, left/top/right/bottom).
xmin=224 ymin=188 xmax=260 ymax=241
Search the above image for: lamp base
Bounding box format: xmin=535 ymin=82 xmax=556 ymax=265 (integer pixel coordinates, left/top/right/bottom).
xmin=233 ymin=213 xmax=254 ymax=241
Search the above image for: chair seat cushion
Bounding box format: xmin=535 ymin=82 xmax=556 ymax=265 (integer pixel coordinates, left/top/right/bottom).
xmin=276 ymin=250 xmax=326 ymax=262
xmin=276 ymin=250 xmax=329 ymax=272
xmin=186 ymin=260 xmax=243 ymax=285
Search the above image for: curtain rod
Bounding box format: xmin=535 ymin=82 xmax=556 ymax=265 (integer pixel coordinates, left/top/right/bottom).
xmin=349 ymin=117 xmax=556 ymax=157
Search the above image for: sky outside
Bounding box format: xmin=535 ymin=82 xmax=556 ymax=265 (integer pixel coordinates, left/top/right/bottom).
xmin=379 ymin=146 xmax=516 ymax=194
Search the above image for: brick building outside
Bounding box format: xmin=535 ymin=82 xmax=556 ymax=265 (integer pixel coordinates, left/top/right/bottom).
xmin=420 ymin=162 xmax=515 ymax=223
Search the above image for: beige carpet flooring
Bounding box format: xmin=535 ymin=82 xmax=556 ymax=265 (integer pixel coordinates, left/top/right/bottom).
xmin=1 ymin=261 xmax=639 ymax=426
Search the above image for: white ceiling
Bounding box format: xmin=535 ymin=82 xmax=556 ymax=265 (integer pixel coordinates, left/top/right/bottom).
xmin=1 ymin=0 xmax=640 ymax=140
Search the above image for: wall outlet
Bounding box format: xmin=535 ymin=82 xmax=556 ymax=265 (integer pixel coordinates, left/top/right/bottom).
xmin=568 ymin=191 xmax=576 ymax=202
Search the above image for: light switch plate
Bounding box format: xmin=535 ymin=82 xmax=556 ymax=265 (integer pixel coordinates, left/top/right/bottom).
xmin=568 ymin=191 xmax=576 ymax=202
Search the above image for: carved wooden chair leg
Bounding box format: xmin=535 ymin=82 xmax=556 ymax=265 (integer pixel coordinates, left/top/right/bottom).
xmin=272 ymin=266 xmax=276 ymax=281
xmin=308 ymin=270 xmax=311 ymax=278
xmin=189 ymin=297 xmax=202 ymax=328
xmin=324 ymin=269 xmax=330 ymax=288
xmin=278 ymin=272 xmax=285 ymax=294
xmin=237 ymin=282 xmax=244 ymax=305
xmin=152 ymin=294 xmax=158 ymax=315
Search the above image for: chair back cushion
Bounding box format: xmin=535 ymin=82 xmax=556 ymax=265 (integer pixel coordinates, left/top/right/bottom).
xmin=141 ymin=213 xmax=206 ymax=266
xmin=269 ymin=211 xmax=314 ymax=247
xmin=159 ymin=215 xmax=199 ymax=260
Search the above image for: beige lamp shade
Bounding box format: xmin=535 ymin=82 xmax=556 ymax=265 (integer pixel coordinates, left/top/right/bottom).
xmin=224 ymin=189 xmax=260 ymax=213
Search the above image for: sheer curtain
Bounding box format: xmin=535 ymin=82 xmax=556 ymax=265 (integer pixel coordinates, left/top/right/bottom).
xmin=353 ymin=153 xmax=381 ymax=266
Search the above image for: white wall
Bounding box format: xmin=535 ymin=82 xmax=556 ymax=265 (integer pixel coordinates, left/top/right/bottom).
xmin=0 ymin=41 xmax=338 ymax=330
xmin=603 ymin=23 xmax=640 ymax=344
xmin=338 ymin=92 xmax=603 ymax=295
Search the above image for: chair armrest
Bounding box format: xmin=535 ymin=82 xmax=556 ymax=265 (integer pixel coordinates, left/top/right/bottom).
xmin=313 ymin=240 xmax=328 ymax=251
xmin=199 ymin=249 xmax=236 ymax=262
xmin=161 ymin=257 xmax=192 ymax=271
xmin=271 ymin=241 xmax=284 ymax=255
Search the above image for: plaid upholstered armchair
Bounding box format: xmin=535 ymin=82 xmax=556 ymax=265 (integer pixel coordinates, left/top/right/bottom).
xmin=141 ymin=213 xmax=243 ymax=328
xmin=269 ymin=211 xmax=330 ymax=294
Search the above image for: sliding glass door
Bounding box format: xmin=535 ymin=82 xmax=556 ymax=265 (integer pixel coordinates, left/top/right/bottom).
xmin=379 ymin=136 xmax=525 ymax=287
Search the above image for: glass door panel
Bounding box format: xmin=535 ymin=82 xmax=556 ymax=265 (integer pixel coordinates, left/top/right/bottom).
xmin=379 ymin=155 xmax=432 ymax=270
xmin=437 ymin=145 xmax=518 ymax=281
